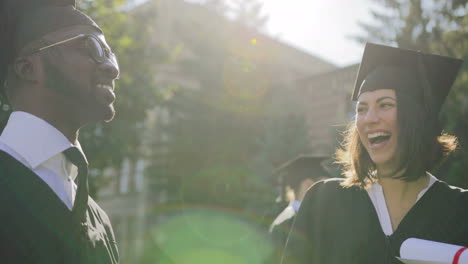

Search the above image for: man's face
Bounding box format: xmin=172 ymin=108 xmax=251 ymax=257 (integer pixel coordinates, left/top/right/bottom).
xmin=42 ymin=28 xmax=119 ymax=125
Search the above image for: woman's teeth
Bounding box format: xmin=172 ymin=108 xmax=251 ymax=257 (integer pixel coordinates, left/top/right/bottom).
xmin=368 ymin=132 xmax=391 ymax=144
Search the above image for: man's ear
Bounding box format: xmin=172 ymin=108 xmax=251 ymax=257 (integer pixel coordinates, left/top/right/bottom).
xmin=13 ymin=56 xmax=42 ymax=82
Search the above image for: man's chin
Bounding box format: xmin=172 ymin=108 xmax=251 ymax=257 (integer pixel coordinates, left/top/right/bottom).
xmin=90 ymin=104 xmax=115 ymax=123
xmin=80 ymin=103 xmax=116 ymax=125
xmin=103 ymin=115 xmax=115 ymax=123
xmin=102 ymin=105 xmax=116 ymax=123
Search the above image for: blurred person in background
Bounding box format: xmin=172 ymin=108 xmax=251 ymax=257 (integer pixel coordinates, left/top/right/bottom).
xmin=281 ymin=43 xmax=468 ymax=264
xmin=0 ymin=0 xmax=120 ymax=263
xmin=269 ymin=155 xmax=330 ymax=239
xmin=266 ymin=155 xmax=330 ymax=264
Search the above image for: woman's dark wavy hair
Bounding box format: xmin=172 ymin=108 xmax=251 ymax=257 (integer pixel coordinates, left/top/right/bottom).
xmin=336 ymin=88 xmax=458 ymax=189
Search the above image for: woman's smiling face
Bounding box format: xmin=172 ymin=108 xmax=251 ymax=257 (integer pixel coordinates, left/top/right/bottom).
xmin=356 ymin=89 xmax=399 ymax=171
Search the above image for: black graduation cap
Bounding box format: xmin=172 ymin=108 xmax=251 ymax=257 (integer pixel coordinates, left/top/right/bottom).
xmin=0 ymin=0 xmax=99 ymax=128
xmin=352 ymin=42 xmax=463 ymax=115
xmin=274 ymin=154 xmax=330 ymax=195
xmin=0 ymin=0 xmax=78 ymax=76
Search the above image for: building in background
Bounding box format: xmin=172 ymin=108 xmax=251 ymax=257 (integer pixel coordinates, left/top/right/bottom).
xmin=297 ymin=64 xmax=359 ymax=156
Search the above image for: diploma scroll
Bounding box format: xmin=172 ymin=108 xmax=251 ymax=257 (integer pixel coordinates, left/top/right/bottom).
xmin=397 ymin=238 xmax=468 ymax=264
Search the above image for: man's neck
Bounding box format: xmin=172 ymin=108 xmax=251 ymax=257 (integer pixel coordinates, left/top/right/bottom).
xmin=14 ymin=107 xmax=80 ymax=143
xmin=14 ymin=87 xmax=83 ymax=143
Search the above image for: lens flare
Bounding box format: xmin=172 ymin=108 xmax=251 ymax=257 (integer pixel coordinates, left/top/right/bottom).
xmin=140 ymin=207 xmax=274 ymax=264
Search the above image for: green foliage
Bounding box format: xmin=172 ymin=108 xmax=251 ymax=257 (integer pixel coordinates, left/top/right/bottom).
xmin=250 ymin=112 xmax=312 ymax=216
xmin=360 ymin=0 xmax=468 ymax=187
xmin=141 ymin=0 xmax=311 ymax=220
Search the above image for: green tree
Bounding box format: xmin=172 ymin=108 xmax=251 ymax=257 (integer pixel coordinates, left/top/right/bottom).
xmin=249 ymin=114 xmax=312 ymax=217
xmin=142 ymin=0 xmax=277 ymax=213
xmin=431 ymin=1 xmax=468 ymax=188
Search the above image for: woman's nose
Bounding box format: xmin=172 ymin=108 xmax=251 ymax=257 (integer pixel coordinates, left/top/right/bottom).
xmin=364 ymin=108 xmax=380 ymax=123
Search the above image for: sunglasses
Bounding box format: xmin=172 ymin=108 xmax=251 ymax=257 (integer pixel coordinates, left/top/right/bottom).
xmin=32 ymin=34 xmax=119 ymax=69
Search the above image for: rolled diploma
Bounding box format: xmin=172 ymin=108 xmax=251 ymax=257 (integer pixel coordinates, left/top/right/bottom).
xmin=400 ymin=238 xmax=468 ymax=264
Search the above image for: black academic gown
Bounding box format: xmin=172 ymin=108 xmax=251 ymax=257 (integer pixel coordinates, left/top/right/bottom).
xmin=0 ymin=151 xmax=119 ymax=264
xmin=271 ymin=216 xmax=295 ymax=251
xmin=266 ymin=206 xmax=296 ymax=264
xmin=282 ymin=178 xmax=468 ymax=264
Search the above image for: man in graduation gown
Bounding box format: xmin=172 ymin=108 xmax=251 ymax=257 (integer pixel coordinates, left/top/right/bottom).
xmin=281 ymin=43 xmax=468 ymax=264
xmin=0 ymin=0 xmax=120 ymax=263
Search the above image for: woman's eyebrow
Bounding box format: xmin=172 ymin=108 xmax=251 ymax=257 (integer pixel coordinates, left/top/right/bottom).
xmin=357 ymin=96 xmax=396 ymax=106
xmin=376 ymin=96 xmax=396 ymax=103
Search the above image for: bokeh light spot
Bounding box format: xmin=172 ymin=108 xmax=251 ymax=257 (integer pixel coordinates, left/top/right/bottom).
xmin=142 ymin=207 xmax=274 ymax=264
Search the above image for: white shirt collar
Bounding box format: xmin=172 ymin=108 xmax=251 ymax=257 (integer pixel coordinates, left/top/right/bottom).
xmin=366 ymin=172 xmax=438 ymax=235
xmin=290 ymin=200 xmax=301 ymax=213
xmin=0 ymin=111 xmax=78 ymax=169
xmin=368 ymin=172 xmax=438 ymax=200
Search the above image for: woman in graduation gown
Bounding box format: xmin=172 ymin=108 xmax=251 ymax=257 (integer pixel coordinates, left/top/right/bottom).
xmin=281 ymin=43 xmax=468 ymax=264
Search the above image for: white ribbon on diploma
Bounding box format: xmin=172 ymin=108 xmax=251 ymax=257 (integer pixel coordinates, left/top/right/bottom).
xmin=397 ymin=238 xmax=468 ymax=264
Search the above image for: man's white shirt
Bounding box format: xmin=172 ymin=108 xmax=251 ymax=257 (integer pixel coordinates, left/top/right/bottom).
xmin=0 ymin=111 xmax=82 ymax=210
